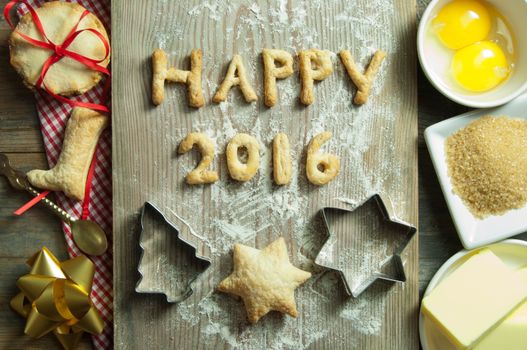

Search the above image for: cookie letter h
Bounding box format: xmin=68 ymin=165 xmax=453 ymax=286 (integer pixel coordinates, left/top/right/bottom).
xmin=151 ymin=49 xmax=205 ymax=107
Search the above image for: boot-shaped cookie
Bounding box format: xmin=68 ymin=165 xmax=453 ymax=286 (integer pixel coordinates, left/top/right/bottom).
xmin=27 ymin=107 xmax=109 ymax=201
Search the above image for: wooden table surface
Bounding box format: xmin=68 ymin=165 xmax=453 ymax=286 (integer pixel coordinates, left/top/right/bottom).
xmin=113 ymin=0 xmax=417 ymax=348
xmin=0 ymin=0 xmax=525 ymax=349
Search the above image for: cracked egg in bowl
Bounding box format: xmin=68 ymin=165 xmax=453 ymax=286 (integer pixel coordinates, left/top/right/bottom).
xmin=418 ymin=0 xmax=527 ymax=108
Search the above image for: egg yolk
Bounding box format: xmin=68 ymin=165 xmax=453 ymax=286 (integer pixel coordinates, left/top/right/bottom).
xmin=433 ymin=0 xmax=491 ymax=50
xmin=452 ymin=41 xmax=509 ymax=92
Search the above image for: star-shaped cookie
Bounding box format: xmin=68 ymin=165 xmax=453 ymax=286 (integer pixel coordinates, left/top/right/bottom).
xmin=217 ymin=237 xmax=311 ymax=323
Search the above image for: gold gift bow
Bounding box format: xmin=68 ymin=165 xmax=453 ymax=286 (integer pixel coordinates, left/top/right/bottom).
xmin=10 ymin=247 xmax=104 ymax=350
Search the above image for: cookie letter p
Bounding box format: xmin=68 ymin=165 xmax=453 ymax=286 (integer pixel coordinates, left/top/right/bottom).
xmin=262 ymin=49 xmax=294 ymax=107
xmin=151 ymin=49 xmax=205 ymax=107
xmin=298 ymin=49 xmax=333 ymax=105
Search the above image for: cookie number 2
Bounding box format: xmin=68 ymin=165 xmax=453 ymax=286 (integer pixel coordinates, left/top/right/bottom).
xmin=178 ymin=133 xmax=219 ymax=184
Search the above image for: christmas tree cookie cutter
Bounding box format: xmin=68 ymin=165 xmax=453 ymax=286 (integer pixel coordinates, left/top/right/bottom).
xmin=315 ymin=194 xmax=416 ymax=297
xmin=136 ymin=201 xmax=211 ymax=303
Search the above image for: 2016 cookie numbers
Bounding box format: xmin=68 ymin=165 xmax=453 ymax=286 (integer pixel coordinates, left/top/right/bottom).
xmin=178 ymin=132 xmax=340 ymax=186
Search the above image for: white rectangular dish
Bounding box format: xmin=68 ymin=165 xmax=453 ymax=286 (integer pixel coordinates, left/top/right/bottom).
xmin=424 ymin=93 xmax=527 ymax=249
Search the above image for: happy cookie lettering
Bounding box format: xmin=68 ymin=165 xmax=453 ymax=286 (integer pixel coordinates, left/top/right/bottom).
xmin=151 ymin=49 xmax=386 ymax=107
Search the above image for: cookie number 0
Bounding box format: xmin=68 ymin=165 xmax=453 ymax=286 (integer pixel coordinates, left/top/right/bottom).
xmin=226 ymin=133 xmax=260 ymax=181
xmin=178 ymin=133 xmax=219 ymax=184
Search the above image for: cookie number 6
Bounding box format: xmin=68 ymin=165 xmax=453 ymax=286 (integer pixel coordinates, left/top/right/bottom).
xmin=306 ymin=132 xmax=340 ymax=185
xmin=178 ymin=132 xmax=219 ymax=184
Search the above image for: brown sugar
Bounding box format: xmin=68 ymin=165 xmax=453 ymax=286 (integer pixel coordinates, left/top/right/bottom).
xmin=445 ymin=115 xmax=527 ymax=218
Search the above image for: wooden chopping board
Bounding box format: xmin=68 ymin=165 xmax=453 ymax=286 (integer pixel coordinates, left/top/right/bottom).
xmin=112 ymin=0 xmax=418 ymax=349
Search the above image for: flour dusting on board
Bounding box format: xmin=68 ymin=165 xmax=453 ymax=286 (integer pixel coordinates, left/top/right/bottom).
xmin=144 ymin=0 xmax=409 ymax=348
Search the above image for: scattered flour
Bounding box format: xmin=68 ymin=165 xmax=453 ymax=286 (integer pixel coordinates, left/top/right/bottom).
xmin=339 ymin=291 xmax=385 ymax=336
xmin=140 ymin=0 xmax=411 ymax=348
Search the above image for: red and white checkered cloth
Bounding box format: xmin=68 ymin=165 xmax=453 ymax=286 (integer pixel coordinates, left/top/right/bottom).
xmin=17 ymin=1 xmax=113 ymax=349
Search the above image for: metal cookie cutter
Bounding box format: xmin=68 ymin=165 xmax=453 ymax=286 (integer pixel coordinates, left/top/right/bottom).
xmin=136 ymin=201 xmax=211 ymax=302
xmin=315 ymin=194 xmax=416 ymax=297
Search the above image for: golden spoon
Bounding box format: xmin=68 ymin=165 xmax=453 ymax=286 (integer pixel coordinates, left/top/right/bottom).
xmin=0 ymin=154 xmax=108 ymax=256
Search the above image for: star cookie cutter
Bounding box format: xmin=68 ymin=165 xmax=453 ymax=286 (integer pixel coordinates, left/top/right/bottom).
xmin=136 ymin=201 xmax=211 ymax=302
xmin=315 ymin=194 xmax=416 ymax=297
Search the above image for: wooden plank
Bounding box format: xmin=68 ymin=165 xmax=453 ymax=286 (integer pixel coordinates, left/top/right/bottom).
xmin=416 ymin=65 xmax=466 ymax=295
xmin=0 ymin=129 xmax=44 ymax=153
xmin=0 ymin=153 xmax=66 ymax=258
xmin=0 ymin=152 xmax=48 ymax=170
xmin=0 ymin=24 xmax=38 ymax=120
xmin=0 ymin=27 xmax=43 ymax=153
xmin=0 ymin=8 xmax=44 ymax=154
xmin=112 ymin=1 xmax=418 ymax=349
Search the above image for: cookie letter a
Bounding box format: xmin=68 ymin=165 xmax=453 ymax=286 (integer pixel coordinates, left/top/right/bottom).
xmin=151 ymin=49 xmax=205 ymax=107
xmin=213 ymin=55 xmax=257 ymax=103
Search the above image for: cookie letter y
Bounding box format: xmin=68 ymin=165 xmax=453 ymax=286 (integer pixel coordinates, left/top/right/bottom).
xmin=339 ymin=50 xmax=386 ymax=105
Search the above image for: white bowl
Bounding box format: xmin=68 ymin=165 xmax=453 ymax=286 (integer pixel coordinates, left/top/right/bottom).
xmin=424 ymin=93 xmax=527 ymax=249
xmin=418 ymin=0 xmax=527 ymax=108
xmin=419 ymin=239 xmax=527 ymax=350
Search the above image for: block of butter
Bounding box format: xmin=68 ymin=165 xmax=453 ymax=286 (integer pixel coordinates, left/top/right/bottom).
xmin=474 ymin=267 xmax=527 ymax=350
xmin=422 ymin=249 xmax=527 ymax=349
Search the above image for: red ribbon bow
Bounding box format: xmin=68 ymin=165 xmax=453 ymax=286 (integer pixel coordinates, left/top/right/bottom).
xmin=4 ymin=0 xmax=111 ymax=113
